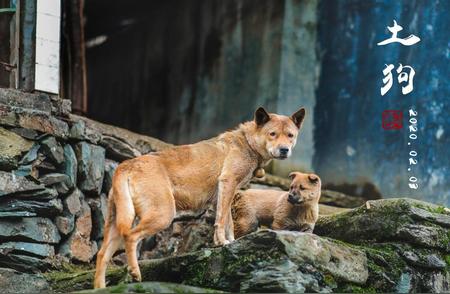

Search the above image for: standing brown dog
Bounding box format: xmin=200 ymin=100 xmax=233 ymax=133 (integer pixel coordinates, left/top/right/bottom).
xmin=94 ymin=107 xmax=306 ymax=288
xmin=233 ymin=172 xmax=321 ymax=238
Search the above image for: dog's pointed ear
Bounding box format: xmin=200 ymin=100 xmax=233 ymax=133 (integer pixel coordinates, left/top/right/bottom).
xmin=291 ymin=107 xmax=306 ymax=129
xmin=254 ymin=107 xmax=271 ymax=126
xmin=288 ymin=172 xmax=297 ymax=180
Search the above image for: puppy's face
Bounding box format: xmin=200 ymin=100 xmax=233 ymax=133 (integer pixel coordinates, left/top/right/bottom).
xmin=253 ymin=107 xmax=306 ymax=160
xmin=287 ymin=172 xmax=321 ymax=206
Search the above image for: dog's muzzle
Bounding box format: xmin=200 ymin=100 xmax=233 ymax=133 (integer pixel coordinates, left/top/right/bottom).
xmin=288 ymin=193 xmax=303 ymax=205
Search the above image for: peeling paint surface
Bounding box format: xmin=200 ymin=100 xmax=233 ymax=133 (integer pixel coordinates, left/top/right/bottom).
xmin=314 ymin=0 xmax=450 ymax=206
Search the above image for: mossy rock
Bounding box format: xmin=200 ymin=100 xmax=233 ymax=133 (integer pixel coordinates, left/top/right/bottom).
xmin=74 ymin=281 xmax=223 ymax=293
xmin=316 ymin=198 xmax=450 ymax=251
xmin=46 ymin=230 xmax=368 ymax=293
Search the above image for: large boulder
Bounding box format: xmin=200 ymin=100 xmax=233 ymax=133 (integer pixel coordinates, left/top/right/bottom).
xmin=315 ymin=198 xmax=450 ymax=251
xmin=75 ymin=282 xmax=222 ymax=293
xmin=47 ymin=230 xmax=368 ymax=293
xmin=315 ymin=198 xmax=450 ymax=292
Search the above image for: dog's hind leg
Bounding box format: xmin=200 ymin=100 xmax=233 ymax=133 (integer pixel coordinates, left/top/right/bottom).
xmin=123 ymin=184 xmax=176 ymax=283
xmin=94 ymin=192 xmax=123 ymax=288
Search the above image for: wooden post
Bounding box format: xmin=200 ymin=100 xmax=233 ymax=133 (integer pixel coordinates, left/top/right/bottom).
xmin=17 ymin=0 xmax=36 ymax=91
xmin=62 ymin=0 xmax=87 ymax=114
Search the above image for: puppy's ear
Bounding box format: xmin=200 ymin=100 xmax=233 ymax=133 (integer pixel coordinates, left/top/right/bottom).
xmin=254 ymin=107 xmax=270 ymax=126
xmin=288 ymin=172 xmax=297 ymax=180
xmin=291 ymin=107 xmax=306 ymax=129
xmin=308 ymin=174 xmax=319 ymax=184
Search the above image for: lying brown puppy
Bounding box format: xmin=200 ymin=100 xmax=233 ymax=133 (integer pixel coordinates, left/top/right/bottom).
xmin=233 ymin=172 xmax=321 ymax=238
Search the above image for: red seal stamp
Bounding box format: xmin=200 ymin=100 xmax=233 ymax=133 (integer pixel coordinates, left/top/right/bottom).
xmin=382 ymin=110 xmax=403 ymax=130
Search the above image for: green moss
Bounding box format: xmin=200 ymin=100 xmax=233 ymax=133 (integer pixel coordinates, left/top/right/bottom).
xmin=110 ymin=283 xmax=127 ymax=293
xmin=183 ymin=243 xmax=284 ymax=291
xmin=132 ymin=283 xmax=147 ymax=293
xmin=323 ymin=274 xmax=337 ymax=288
xmin=45 ymin=264 xmax=127 ymax=293
xmin=414 ymin=203 xmax=449 ymax=215
xmin=347 ymin=285 xmax=377 ymax=293
xmin=445 ymin=255 xmax=450 ymax=267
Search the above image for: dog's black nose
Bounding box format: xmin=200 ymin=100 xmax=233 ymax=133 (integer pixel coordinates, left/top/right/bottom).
xmin=288 ymin=193 xmax=299 ymax=204
xmin=279 ymin=148 xmax=289 ymax=156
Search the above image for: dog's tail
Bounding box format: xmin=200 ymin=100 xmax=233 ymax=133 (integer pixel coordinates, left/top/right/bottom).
xmin=113 ymin=172 xmax=136 ymax=236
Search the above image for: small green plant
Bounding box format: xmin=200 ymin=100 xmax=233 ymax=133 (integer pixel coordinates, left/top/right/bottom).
xmin=133 ymin=283 xmax=146 ymax=293
xmin=110 ymin=283 xmax=128 ymax=293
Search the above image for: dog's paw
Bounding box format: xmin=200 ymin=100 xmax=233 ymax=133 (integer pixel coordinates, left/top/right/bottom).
xmin=126 ymin=266 xmax=142 ymax=283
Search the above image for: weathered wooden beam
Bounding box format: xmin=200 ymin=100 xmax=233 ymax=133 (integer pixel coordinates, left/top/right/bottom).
xmin=62 ymin=0 xmax=87 ymax=113
xmin=17 ymin=0 xmax=36 ymax=91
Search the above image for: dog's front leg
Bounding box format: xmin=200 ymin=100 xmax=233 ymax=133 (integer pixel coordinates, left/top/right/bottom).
xmin=214 ymin=176 xmax=237 ymax=246
xmin=225 ymin=210 xmax=235 ymax=242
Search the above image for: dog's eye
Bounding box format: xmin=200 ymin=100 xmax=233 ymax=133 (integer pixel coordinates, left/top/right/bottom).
xmin=300 ymin=185 xmax=306 ymax=190
xmin=269 ymin=132 xmax=276 ymax=137
xmin=288 ymin=133 xmax=294 ymax=138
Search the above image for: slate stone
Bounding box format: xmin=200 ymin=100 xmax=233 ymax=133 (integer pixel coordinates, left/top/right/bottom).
xmin=0 ymin=103 xmax=69 ymax=138
xmin=88 ymin=194 xmax=108 ymax=240
xmin=75 ymin=142 xmax=105 ymax=195
xmin=18 ymin=142 xmax=40 ymax=165
xmin=63 ymin=188 xmax=83 ymax=217
xmin=103 ymin=159 xmax=118 ymax=193
xmin=76 ymin=200 xmax=93 ymax=238
xmin=9 ymin=127 xmax=40 ymax=140
xmin=419 ymin=271 xmax=450 ymax=293
xmin=39 ymin=173 xmax=72 ymax=194
xmin=401 ymin=251 xmax=446 ymax=270
xmin=40 ymin=136 xmax=64 ymax=165
xmin=70 ymin=120 xmax=101 ymax=143
xmin=58 ymin=198 xmax=97 ymax=262
xmin=0 ymin=252 xmax=53 ymax=273
xmin=51 ymin=97 xmax=72 ymax=117
xmin=396 ymin=224 xmax=447 ymax=250
xmin=0 ymin=127 xmax=33 ymax=170
xmin=35 ymin=157 xmax=57 ymax=173
xmin=0 ymin=217 xmax=60 ymax=244
xmin=62 ymin=144 xmax=77 ymax=188
xmin=12 ymin=164 xmax=34 ymax=178
xmin=55 ymin=215 xmax=75 ymax=236
xmin=0 ymin=242 xmax=55 ymax=258
xmin=0 ymin=171 xmax=57 ymax=200
xmin=100 ymin=135 xmax=140 ymax=161
xmin=0 ymin=268 xmax=49 ymax=293
xmin=59 ymin=232 xmax=98 ymax=263
xmin=0 ymin=198 xmax=62 ymax=217
xmin=409 ymin=206 xmax=450 ymax=228
xmin=0 ymin=88 xmax=52 ymax=113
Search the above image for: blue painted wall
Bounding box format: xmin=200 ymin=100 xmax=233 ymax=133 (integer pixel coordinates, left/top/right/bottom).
xmin=314 ymin=0 xmax=450 ymax=206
